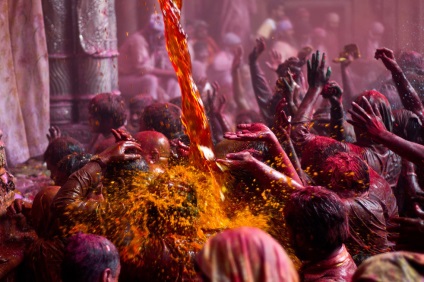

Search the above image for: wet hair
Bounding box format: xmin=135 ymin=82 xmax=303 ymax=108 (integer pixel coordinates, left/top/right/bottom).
xmin=57 ymin=153 xmax=92 ymax=179
xmin=105 ymin=158 xmax=149 ymax=178
xmin=320 ymin=152 xmax=370 ymax=197
xmin=62 ymin=232 xmax=120 ymax=282
xmin=284 ymin=186 xmax=349 ymax=258
xmin=89 ymin=93 xmax=127 ymax=128
xmin=301 ymin=137 xmax=346 ymax=176
xmin=44 ymin=137 xmax=84 ymax=167
xmin=142 ymin=102 xmax=184 ymax=140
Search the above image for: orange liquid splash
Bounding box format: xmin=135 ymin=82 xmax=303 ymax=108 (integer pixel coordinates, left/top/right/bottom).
xmin=157 ymin=0 xmax=215 ymax=170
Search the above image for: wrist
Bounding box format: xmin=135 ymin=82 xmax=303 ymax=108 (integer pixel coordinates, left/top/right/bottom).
xmin=374 ymin=128 xmax=392 ymax=143
xmin=90 ymin=154 xmax=108 ymax=169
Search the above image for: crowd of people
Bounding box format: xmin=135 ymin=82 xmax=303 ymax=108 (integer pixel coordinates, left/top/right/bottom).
xmin=1 ymin=1 xmax=424 ymax=281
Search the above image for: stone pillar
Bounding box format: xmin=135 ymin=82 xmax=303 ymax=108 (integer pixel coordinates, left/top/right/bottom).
xmin=42 ymin=0 xmax=119 ymax=144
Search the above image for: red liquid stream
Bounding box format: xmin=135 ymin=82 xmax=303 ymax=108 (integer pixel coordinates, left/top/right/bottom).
xmin=157 ymin=0 xmax=215 ymax=170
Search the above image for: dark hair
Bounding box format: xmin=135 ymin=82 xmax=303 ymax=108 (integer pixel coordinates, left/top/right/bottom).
xmin=301 ymin=137 xmax=346 ymax=176
xmin=57 ymin=153 xmax=92 ymax=179
xmin=89 ymin=93 xmax=127 ymax=128
xmin=62 ymin=233 xmax=120 ymax=282
xmin=105 ymin=158 xmax=149 ymax=178
xmin=44 ymin=137 xmax=84 ymax=167
xmin=142 ymin=102 xmax=184 ymax=140
xmin=320 ymin=152 xmax=370 ymax=197
xmin=284 ymin=186 xmax=349 ymax=258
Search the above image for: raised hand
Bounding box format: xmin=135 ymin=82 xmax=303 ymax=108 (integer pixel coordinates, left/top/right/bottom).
xmin=375 ymin=48 xmax=400 ymax=72
xmin=348 ymin=97 xmax=387 ymax=140
xmin=46 ymin=125 xmax=61 ymax=143
xmin=307 ymin=50 xmax=331 ymax=88
xmin=224 ymin=123 xmax=276 ymax=143
xmin=321 ymin=81 xmax=343 ymax=102
xmin=276 ymin=70 xmax=299 ymax=105
xmin=205 ymin=82 xmax=224 ymax=115
xmin=273 ymin=99 xmax=292 ymax=139
xmin=249 ymin=37 xmax=266 ymax=61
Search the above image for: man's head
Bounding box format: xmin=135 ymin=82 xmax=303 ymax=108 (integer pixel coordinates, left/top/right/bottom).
xmin=44 ymin=137 xmax=84 ymax=184
xmin=134 ymin=131 xmax=171 ymax=172
xmin=319 ymin=152 xmax=370 ymax=198
xmin=301 ymin=137 xmax=346 ymax=176
xmin=222 ymin=33 xmax=242 ymax=53
xmin=325 ymin=12 xmax=340 ymax=30
xmin=193 ymin=41 xmax=210 ymax=64
xmin=368 ymin=21 xmax=385 ymax=41
xmin=129 ymin=94 xmax=154 ymax=130
xmin=275 ymin=19 xmax=294 ymax=39
xmin=194 ymin=20 xmax=209 ymax=40
xmin=284 ymin=186 xmax=349 ymax=261
xmin=88 ymin=93 xmax=127 ymax=135
xmin=55 ymin=153 xmax=92 ymax=186
xmin=62 ymin=233 xmax=120 ymax=282
xmin=268 ymin=0 xmax=286 ymax=21
xmin=141 ymin=102 xmax=184 ymax=140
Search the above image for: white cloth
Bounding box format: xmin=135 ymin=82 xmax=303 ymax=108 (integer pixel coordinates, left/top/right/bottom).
xmin=0 ymin=0 xmax=49 ymax=165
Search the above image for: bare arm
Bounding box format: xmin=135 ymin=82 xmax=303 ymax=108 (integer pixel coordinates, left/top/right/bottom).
xmin=217 ymin=151 xmax=304 ymax=203
xmin=232 ymin=46 xmax=250 ymax=111
xmin=375 ymin=48 xmax=424 ymax=125
xmin=249 ymin=38 xmax=275 ymax=125
xmin=349 ymin=98 xmax=424 ymax=167
xmin=224 ymin=123 xmax=301 ymax=183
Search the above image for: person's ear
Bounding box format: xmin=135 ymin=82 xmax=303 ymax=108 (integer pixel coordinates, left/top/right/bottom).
xmin=101 ymin=268 xmax=112 ymax=282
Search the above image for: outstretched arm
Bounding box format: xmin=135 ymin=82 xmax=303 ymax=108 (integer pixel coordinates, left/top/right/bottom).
xmin=293 ymin=51 xmax=331 ymax=123
xmin=52 ymin=141 xmax=142 ymax=227
xmin=249 ymin=38 xmax=275 ymax=125
xmin=375 ymin=48 xmax=424 ymax=125
xmin=291 ymin=51 xmax=331 ymax=150
xmin=232 ymin=46 xmax=250 ymax=111
xmin=217 ymin=151 xmax=304 ymax=202
xmin=349 ymin=97 xmax=424 ymax=167
xmin=224 ymin=123 xmax=301 ymax=183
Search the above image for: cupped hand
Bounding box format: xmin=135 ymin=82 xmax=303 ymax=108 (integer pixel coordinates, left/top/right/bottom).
xmin=224 ymin=123 xmax=275 ymax=143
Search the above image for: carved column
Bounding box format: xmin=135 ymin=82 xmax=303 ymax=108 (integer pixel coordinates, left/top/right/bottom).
xmin=42 ymin=0 xmax=75 ymax=125
xmin=42 ymin=0 xmax=119 ymax=144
